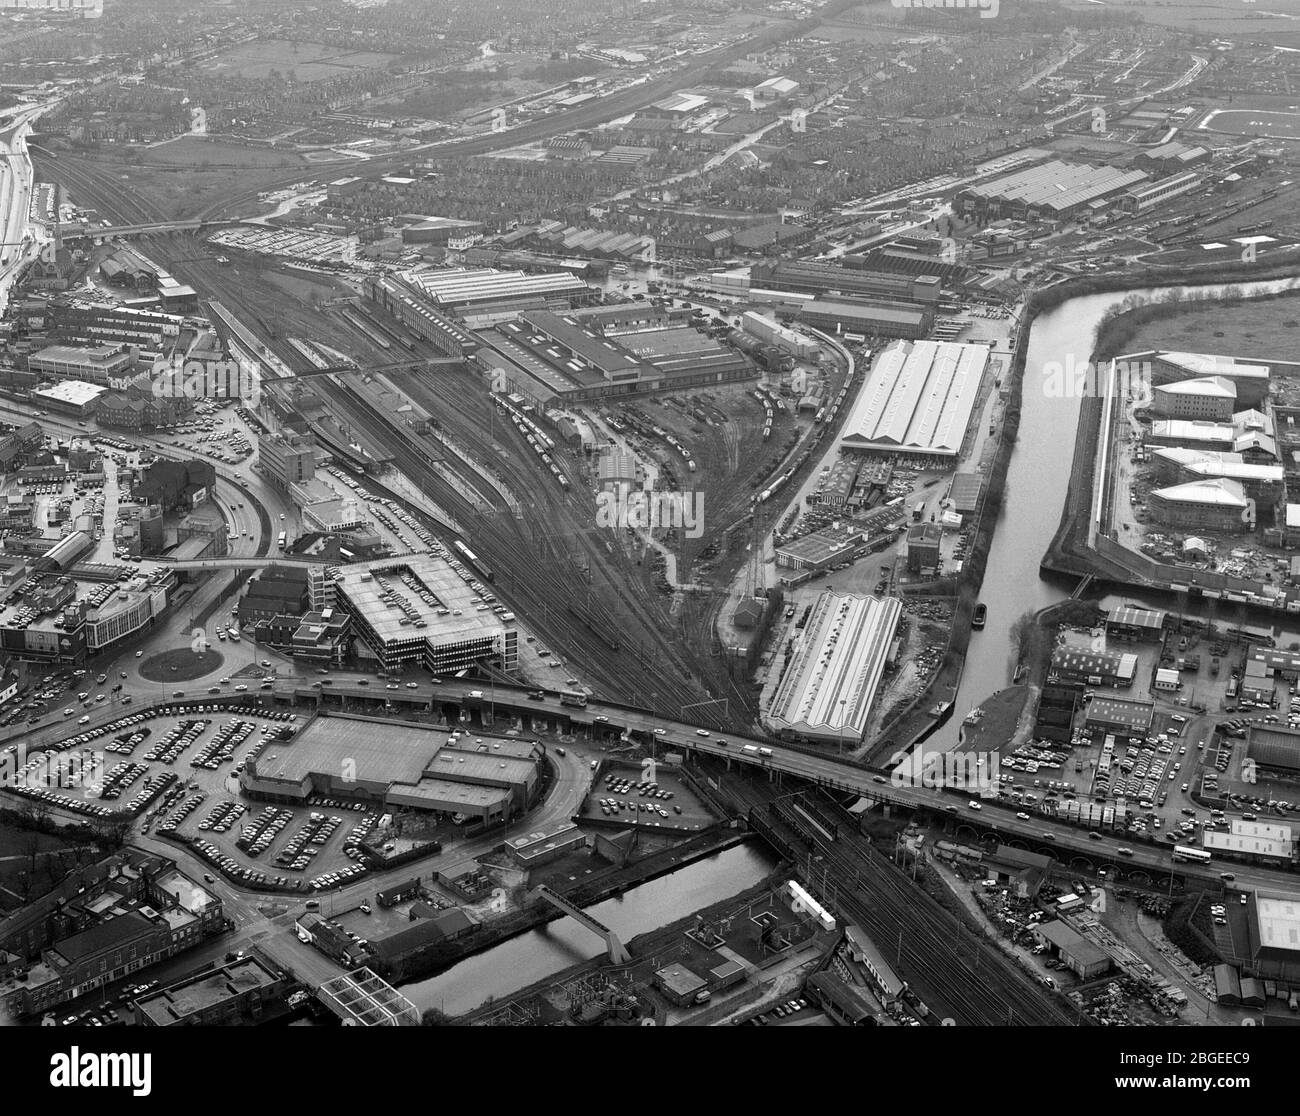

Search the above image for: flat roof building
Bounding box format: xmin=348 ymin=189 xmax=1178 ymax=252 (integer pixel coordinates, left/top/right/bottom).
xmin=766 ymin=591 xmax=901 ymax=745
xmin=135 ymin=956 xmax=286 ymax=1026
xmin=29 ymin=343 xmax=135 ymax=387
xmin=1050 ymin=645 xmax=1138 ymax=688
xmin=241 ymin=715 xmax=539 ymax=821
xmin=333 ymin=553 xmax=518 ymax=675
xmin=30 ymin=380 xmax=108 ymax=416
xmin=1084 ymin=696 xmax=1154 ymax=735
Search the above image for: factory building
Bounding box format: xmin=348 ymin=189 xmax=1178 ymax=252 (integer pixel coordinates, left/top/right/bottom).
xmin=738 ymin=311 xmax=821 ymax=362
xmin=774 ymin=522 xmax=870 ymax=572
xmin=1151 ymin=376 xmax=1236 ymax=422
xmin=1246 ymin=724 xmax=1300 ymax=780
xmin=1049 ymin=646 xmax=1137 ymax=688
xmin=406 ymin=267 xmax=590 ymax=327
xmin=1118 ymin=171 xmax=1201 ymax=214
xmin=363 ymin=274 xmax=480 ymax=359
xmin=333 ymin=554 xmax=518 ymax=675
xmin=28 ymin=343 xmax=135 ymax=386
xmin=765 ymin=591 xmax=901 ymax=745
xmin=957 ymin=160 xmax=1148 ymax=222
xmin=839 ymin=340 xmax=989 ymax=460
xmin=751 ymin=261 xmax=942 ymax=305
xmin=797 ymin=297 xmax=932 ymax=340
xmin=1104 ymin=606 xmax=1166 ymax=642
xmin=1148 ymin=478 xmax=1252 ymax=534
xmin=1031 ymin=921 xmax=1112 ymax=980
xmin=1245 ymin=891 xmax=1300 ymax=981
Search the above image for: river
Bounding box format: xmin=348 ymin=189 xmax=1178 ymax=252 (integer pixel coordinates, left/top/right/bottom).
xmin=402 ymin=842 xmax=779 ymax=1017
xmin=928 ymin=277 xmax=1300 ymax=752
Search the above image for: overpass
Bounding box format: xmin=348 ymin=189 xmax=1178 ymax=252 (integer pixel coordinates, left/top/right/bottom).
xmin=533 ymin=885 xmax=631 ymax=963
xmin=390 ymin=679 xmax=1296 ymax=889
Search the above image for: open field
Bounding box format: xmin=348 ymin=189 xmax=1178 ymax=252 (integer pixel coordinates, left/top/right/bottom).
xmin=1200 ymin=107 xmax=1300 ymax=141
xmin=1099 ymin=0 xmax=1300 ymax=47
xmin=199 ymin=40 xmax=403 ymax=83
xmin=139 ymin=137 xmax=310 ymax=169
xmin=1115 ymin=289 xmax=1300 ymax=363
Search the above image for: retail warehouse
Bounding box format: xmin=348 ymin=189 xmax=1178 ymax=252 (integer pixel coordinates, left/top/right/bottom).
xmin=241 ymin=716 xmax=542 ymax=822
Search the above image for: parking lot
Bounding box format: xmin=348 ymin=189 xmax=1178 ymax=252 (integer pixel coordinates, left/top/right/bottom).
xmin=583 ymin=762 xmax=716 ymax=832
xmin=0 ymin=699 xmax=387 ymax=892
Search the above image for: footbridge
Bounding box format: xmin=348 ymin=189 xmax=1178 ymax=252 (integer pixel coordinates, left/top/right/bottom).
xmin=157 ymin=556 xmax=331 ymax=573
xmin=72 ymin=218 xmax=246 ymax=239
xmin=533 ymin=885 xmax=631 ymax=963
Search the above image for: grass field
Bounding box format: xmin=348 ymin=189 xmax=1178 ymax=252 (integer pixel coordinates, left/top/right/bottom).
xmin=1122 ymin=288 xmax=1300 ymax=360
xmin=138 ymin=647 xmax=224 ymax=683
xmin=1200 ymin=108 xmax=1300 ymax=141
xmin=200 ymin=40 xmax=402 ymax=83
xmin=141 ymin=137 xmax=308 ymax=169
xmin=1101 ymin=0 xmax=1300 ymax=47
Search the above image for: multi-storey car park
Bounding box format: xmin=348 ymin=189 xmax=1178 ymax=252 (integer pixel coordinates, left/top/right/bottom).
xmin=332 ymin=553 xmax=518 ymax=675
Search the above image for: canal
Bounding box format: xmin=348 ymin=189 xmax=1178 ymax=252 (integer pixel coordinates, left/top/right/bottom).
xmin=402 ymin=842 xmax=779 ymax=1017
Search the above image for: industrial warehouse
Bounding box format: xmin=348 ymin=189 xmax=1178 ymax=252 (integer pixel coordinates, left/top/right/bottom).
xmin=240 ymin=715 xmax=541 ymax=822
xmin=476 ymin=307 xmax=754 ymax=403
xmin=957 ymin=159 xmax=1150 ymax=221
xmin=765 ymin=591 xmax=901 ymax=745
xmin=839 ymin=339 xmax=991 ymax=460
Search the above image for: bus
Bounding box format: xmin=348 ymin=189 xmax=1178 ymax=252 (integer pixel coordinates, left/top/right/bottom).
xmin=559 ymin=690 xmax=588 ymax=708
xmin=1172 ymin=845 xmax=1211 ymax=864
xmin=277 ymin=531 xmax=286 ymax=549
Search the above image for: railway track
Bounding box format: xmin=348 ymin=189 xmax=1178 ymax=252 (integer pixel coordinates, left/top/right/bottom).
xmin=754 ymin=791 xmax=1085 ymax=1027
xmin=37 ymin=170 xmax=760 ymax=725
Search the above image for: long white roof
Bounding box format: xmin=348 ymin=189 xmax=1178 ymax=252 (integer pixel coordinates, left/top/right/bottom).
xmin=768 ymin=592 xmax=901 ymax=740
xmin=1152 ymin=478 xmax=1249 ymax=508
xmin=841 ymin=340 xmax=989 ymax=456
